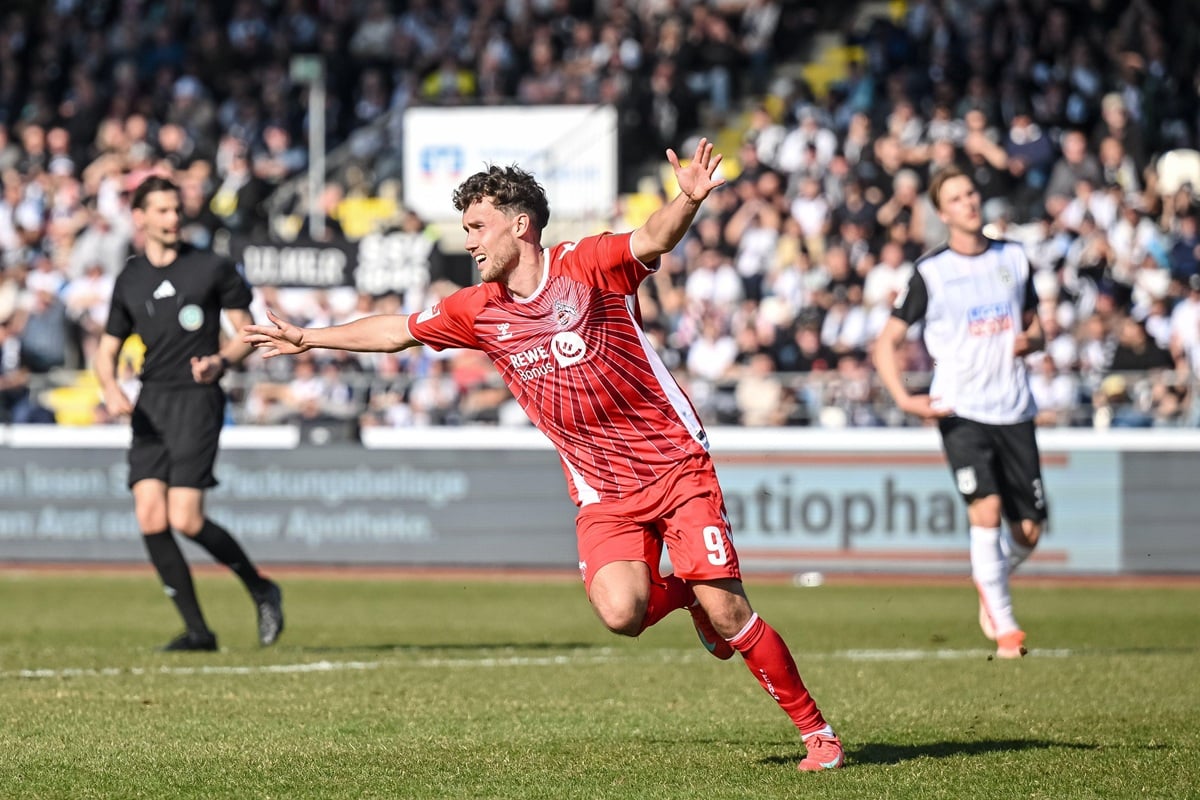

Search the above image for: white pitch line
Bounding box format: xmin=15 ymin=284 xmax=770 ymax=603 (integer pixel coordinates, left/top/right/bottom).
xmin=10 ymin=660 xmax=386 ymax=679
xmin=832 ymin=648 xmax=1074 ymax=661
xmin=1 ymin=647 xmax=1076 ymax=681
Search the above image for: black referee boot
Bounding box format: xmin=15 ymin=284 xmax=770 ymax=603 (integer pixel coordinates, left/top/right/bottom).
xmin=161 ymin=630 xmax=218 ymax=652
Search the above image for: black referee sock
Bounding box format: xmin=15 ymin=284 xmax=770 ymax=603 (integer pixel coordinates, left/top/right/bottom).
xmin=143 ymin=530 xmax=210 ymax=635
xmin=190 ymin=518 xmax=270 ymax=595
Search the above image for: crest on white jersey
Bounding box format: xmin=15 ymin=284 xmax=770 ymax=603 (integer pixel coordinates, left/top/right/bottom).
xmin=550 ymin=331 xmax=587 ymax=366
xmin=997 ymin=267 xmax=1014 ymax=286
xmin=153 ymin=280 xmax=176 ymax=300
xmin=955 ymin=466 xmax=977 ymax=495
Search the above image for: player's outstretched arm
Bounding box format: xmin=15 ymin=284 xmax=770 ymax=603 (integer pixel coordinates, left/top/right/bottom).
xmin=243 ymin=308 xmax=418 ymax=358
xmin=631 ymin=137 xmax=725 ymax=264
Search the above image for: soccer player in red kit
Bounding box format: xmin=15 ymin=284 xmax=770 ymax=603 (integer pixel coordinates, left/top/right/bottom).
xmin=244 ymin=139 xmax=844 ymax=771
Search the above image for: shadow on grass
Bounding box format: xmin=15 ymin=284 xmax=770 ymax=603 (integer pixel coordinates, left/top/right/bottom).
xmin=843 ymin=739 xmax=1099 ymax=766
xmin=299 ymin=641 xmax=605 ymax=654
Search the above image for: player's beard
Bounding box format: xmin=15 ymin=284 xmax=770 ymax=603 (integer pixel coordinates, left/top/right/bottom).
xmin=477 ymin=239 xmax=519 ymax=284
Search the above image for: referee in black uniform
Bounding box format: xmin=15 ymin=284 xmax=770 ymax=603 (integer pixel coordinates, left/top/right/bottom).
xmin=873 ymin=165 xmax=1047 ymax=660
xmin=95 ymin=175 xmax=283 ymax=652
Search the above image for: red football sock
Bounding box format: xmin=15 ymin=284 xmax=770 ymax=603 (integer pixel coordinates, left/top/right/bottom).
xmin=637 ymin=574 xmax=692 ymax=634
xmin=729 ymin=613 xmax=827 ymax=735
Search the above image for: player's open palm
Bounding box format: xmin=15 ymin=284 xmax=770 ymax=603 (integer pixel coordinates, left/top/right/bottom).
xmin=243 ymin=309 xmax=309 ymax=358
xmin=667 ymin=137 xmax=725 ymax=203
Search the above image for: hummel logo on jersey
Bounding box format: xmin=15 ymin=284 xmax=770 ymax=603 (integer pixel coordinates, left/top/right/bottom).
xmin=153 ymin=280 xmax=176 ymax=299
xmin=496 ymin=323 xmax=513 ymax=341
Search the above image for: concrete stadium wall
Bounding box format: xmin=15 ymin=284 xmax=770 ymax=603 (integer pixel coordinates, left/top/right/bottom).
xmin=1 ymin=426 xmax=1198 ymax=575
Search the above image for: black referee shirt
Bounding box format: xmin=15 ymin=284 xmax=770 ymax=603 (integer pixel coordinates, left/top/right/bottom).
xmin=104 ymin=245 xmax=253 ymax=386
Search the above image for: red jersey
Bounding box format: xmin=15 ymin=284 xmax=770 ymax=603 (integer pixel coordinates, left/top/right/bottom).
xmin=407 ymin=231 xmax=709 ymax=505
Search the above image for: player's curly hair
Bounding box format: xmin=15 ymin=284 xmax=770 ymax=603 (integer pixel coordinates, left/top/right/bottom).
xmin=453 ymin=165 xmax=551 ymax=232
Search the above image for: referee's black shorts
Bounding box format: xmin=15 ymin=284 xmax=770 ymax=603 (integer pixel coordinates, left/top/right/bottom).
xmin=128 ymin=383 xmax=226 ymax=489
xmin=937 ymin=416 xmax=1048 ymax=523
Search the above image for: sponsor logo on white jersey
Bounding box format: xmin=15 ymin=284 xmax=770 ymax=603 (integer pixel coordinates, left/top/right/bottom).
xmin=153 ymin=280 xmax=176 ymax=299
xmin=550 ymin=331 xmax=586 ymax=366
xmin=967 ymin=303 xmax=1013 ymax=336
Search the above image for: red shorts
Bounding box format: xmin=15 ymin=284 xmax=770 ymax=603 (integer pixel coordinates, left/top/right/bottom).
xmin=575 ymin=453 xmax=741 ymax=591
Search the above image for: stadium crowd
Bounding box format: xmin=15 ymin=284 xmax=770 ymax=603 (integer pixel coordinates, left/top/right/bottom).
xmin=1 ymin=0 xmax=1199 ymax=433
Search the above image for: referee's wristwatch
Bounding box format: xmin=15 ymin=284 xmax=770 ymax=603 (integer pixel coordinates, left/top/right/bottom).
xmin=216 ymin=354 xmax=232 ymax=374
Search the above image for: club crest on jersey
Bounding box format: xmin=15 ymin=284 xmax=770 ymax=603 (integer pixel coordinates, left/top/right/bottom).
xmin=553 ymin=300 xmax=578 ymax=328
xmin=496 ymin=322 xmax=513 ymax=341
xmin=178 ymin=304 xmax=204 ymax=331
xmin=997 ymin=267 xmax=1015 ymax=286
xmin=550 ymin=331 xmax=587 ymax=366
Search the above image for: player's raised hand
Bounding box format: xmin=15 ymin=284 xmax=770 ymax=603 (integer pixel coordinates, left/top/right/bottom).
xmin=242 ymin=308 xmax=309 ymax=358
xmin=667 ymin=137 xmax=725 ymax=203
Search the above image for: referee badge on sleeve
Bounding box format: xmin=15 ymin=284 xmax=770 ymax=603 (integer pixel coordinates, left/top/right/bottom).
xmin=178 ymin=304 xmax=204 ymax=331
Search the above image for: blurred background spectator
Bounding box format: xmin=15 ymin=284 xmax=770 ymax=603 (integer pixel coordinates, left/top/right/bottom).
xmin=0 ymin=0 xmax=1197 ymax=433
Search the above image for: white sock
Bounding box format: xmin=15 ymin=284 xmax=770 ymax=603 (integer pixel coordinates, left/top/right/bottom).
xmin=802 ymin=724 xmax=835 ymax=741
xmin=1000 ymin=530 xmax=1034 ymax=573
xmin=970 ymin=525 xmax=1019 ymax=635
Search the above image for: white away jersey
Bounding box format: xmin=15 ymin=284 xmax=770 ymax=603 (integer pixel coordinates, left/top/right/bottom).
xmin=407 ymin=231 xmax=709 ymax=505
xmin=893 ymin=239 xmax=1038 ymax=425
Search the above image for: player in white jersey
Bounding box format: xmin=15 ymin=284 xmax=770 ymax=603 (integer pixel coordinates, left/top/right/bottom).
xmin=873 ymin=165 xmax=1048 ymax=660
xmin=243 ymin=140 xmax=844 ymax=771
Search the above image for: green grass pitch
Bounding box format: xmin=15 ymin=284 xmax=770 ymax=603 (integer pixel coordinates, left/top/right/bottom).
xmin=1 ymin=570 xmax=1198 ymax=799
